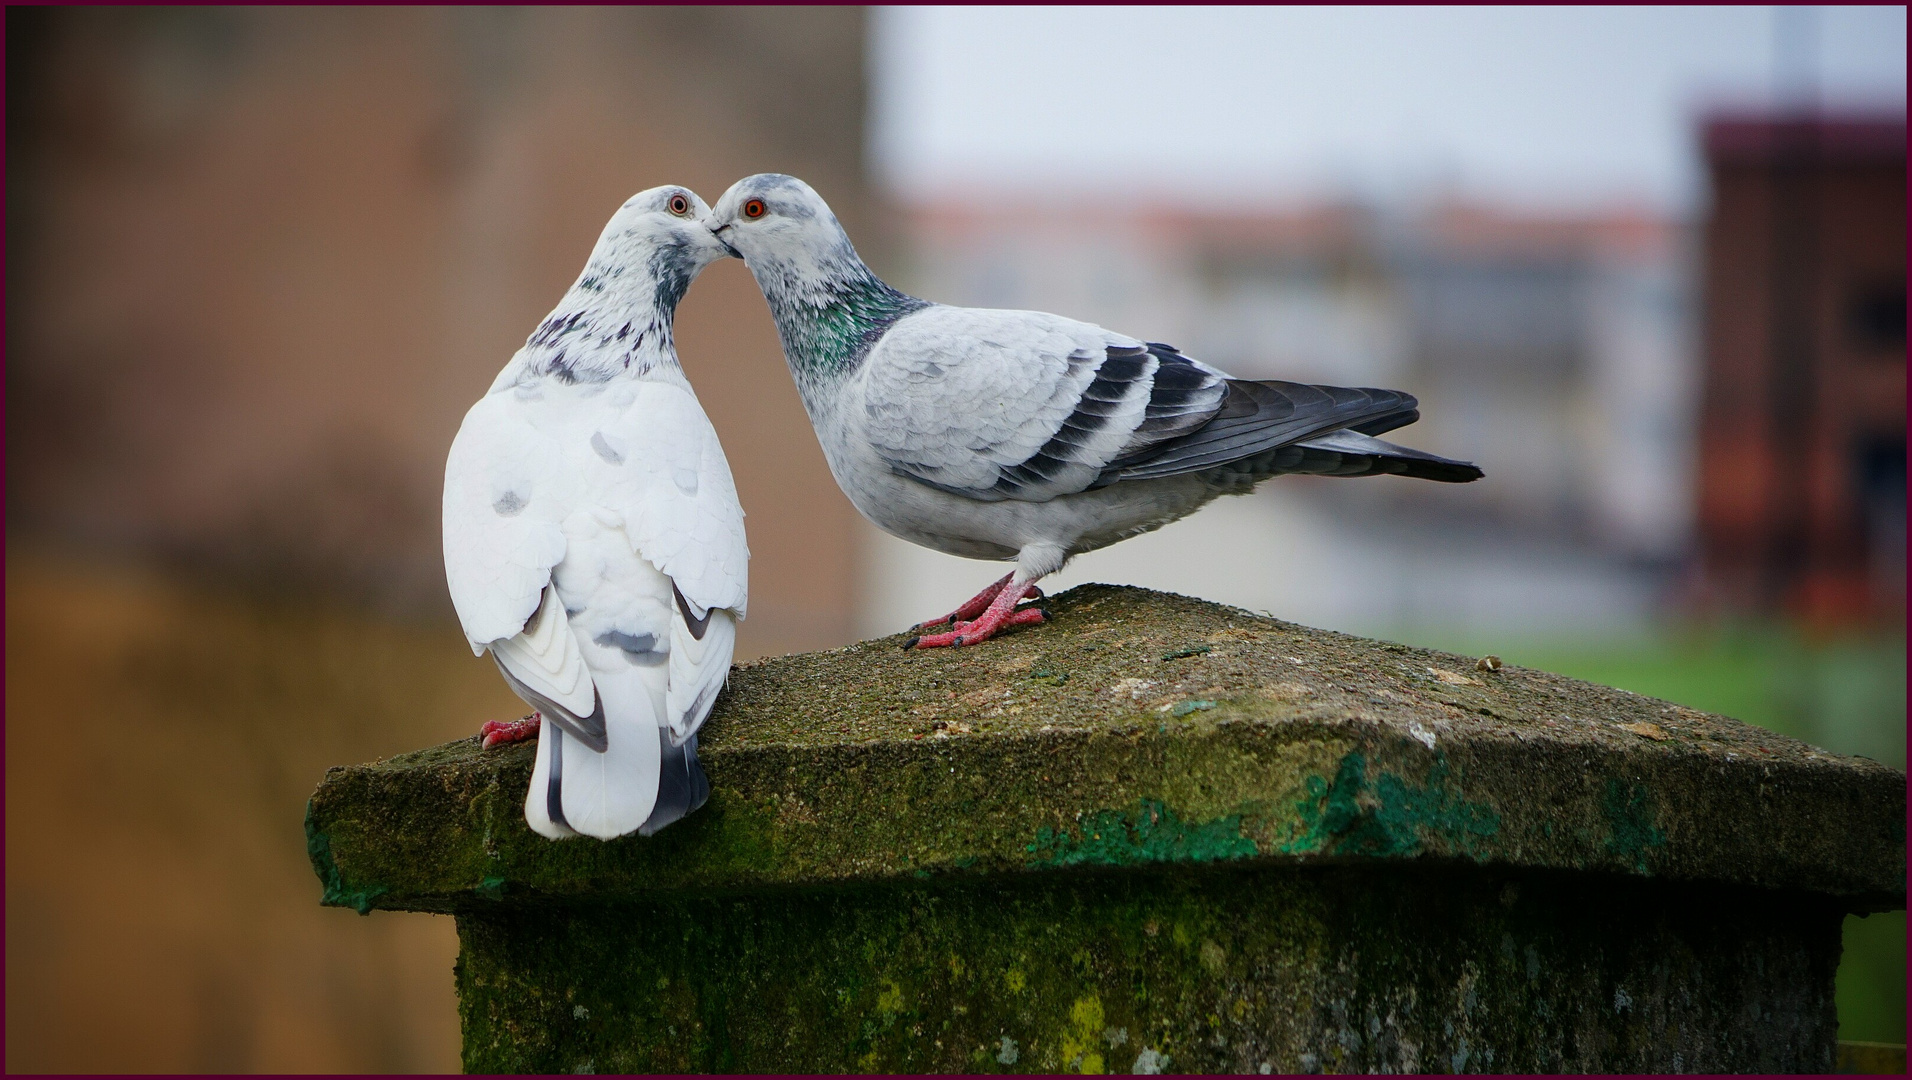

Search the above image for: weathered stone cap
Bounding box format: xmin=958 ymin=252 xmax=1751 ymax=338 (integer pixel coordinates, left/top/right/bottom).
xmin=307 ymin=585 xmax=1906 ymax=915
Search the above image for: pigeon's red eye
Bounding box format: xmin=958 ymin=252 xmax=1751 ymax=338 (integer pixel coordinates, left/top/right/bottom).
xmin=667 ymin=193 xmax=690 ymax=216
xmin=743 ymin=198 xmax=767 ymax=220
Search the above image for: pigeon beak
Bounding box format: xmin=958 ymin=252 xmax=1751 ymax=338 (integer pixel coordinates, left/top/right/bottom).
xmin=707 ymin=222 xmax=740 ymax=258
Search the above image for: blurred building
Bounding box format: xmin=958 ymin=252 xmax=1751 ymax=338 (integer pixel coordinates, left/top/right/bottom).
xmin=1696 ymin=111 xmax=1907 ymax=626
xmin=6 ymin=8 xmax=883 ymax=1074
xmin=867 ymin=196 xmax=1692 ymax=639
xmin=7 ymin=6 xmax=888 ymax=659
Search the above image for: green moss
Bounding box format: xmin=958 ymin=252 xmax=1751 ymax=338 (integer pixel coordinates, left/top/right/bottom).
xmin=300 ymin=584 xmax=1901 ymax=1072
xmin=1056 ymin=994 xmax=1107 ymax=1073
xmin=454 ymin=863 xmax=1843 ymax=1073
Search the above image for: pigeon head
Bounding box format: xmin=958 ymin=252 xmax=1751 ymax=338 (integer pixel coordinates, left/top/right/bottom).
xmin=708 ymin=174 xmax=874 ymax=302
xmin=517 ymin=186 xmax=730 ymax=383
xmin=709 ymin=174 xmax=929 ymax=386
xmin=580 ymin=185 xmax=731 ymax=310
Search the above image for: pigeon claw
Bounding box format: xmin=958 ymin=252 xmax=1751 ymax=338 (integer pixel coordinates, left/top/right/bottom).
xmin=913 ymin=575 xmax=1043 ymax=631
xmin=481 ymin=713 xmax=542 ymax=748
xmin=906 ymin=603 xmax=1046 ymax=649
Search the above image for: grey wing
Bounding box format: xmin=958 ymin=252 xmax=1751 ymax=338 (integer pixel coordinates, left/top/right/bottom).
xmin=861 ymin=306 xmax=1472 ymax=502
xmin=860 ymin=307 xmax=1232 ymax=503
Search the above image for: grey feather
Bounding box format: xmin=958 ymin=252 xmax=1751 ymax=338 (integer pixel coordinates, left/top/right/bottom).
xmin=1112 ymin=381 xmax=1420 ymax=481
xmin=492 ymin=653 xmax=609 ymax=753
xmin=637 ymin=730 xmax=709 ymax=836
xmin=545 ymin=724 xmax=569 ymax=830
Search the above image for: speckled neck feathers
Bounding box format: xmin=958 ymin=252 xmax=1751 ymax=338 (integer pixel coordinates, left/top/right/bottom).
xmin=519 ymin=235 xmax=702 ymax=385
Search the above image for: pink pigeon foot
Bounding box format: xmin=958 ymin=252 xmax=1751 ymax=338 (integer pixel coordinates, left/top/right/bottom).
xmin=481 ymin=713 xmax=541 ymax=749
xmin=913 ymin=573 xmax=1044 ymax=630
xmin=904 ymin=579 xmax=1047 ymax=649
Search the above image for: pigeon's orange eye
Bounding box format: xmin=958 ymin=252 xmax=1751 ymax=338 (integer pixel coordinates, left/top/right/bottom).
xmin=667 ymin=193 xmax=691 ymax=216
xmin=743 ymin=198 xmax=767 ymax=220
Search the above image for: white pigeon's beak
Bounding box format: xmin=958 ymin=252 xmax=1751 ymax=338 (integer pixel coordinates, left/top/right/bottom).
xmin=706 ymin=221 xmax=740 ymax=258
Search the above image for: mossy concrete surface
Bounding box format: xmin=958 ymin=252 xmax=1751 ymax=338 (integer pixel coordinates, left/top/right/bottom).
xmin=454 ymin=864 xmax=1841 ymax=1074
xmin=307 ymin=585 xmax=1905 ymax=915
xmin=307 ymin=584 xmax=1903 ymax=1072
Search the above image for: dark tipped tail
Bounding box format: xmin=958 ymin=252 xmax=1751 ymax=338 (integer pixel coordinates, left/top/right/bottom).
xmin=636 ymin=730 xmax=710 ymax=836
xmin=1307 ymin=428 xmax=1483 ymax=482
xmin=1204 ymin=427 xmax=1483 ymax=486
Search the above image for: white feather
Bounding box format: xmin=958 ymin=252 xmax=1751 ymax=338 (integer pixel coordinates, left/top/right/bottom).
xmin=557 ymin=652 xmax=664 ymax=838
xmin=488 ymin=582 xmax=595 ymax=718
xmin=667 ymin=604 xmax=735 ymax=746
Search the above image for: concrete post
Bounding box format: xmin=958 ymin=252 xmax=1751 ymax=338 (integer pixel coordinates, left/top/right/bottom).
xmin=307 ymin=585 xmax=1904 ymax=1073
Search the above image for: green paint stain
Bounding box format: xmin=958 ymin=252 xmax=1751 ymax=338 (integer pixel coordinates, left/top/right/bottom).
xmin=304 ymin=810 xmax=387 ymax=915
xmin=1281 ymin=752 xmax=1500 ymax=859
xmin=1601 ymin=778 xmax=1666 ymax=873
xmin=1027 ymin=799 xmax=1257 ymax=869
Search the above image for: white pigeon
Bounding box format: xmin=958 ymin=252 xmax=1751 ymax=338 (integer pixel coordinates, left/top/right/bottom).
xmin=443 ymin=185 xmax=747 ymax=840
xmin=707 ymin=174 xmax=1479 ymax=649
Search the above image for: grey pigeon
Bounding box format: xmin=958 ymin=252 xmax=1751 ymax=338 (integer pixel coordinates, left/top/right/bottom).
xmin=707 ymin=174 xmax=1478 ymax=648
xmin=444 ymin=185 xmax=748 ymax=838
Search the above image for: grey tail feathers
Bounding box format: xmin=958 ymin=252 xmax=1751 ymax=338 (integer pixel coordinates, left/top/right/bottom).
xmin=636 ymin=730 xmax=710 ymax=836
xmin=1293 ymin=427 xmax=1483 ymax=483
xmin=1207 ymin=427 xmax=1483 ymax=486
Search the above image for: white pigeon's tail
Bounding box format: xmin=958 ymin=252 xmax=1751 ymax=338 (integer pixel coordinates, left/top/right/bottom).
xmin=523 ymin=680 xmax=711 ymax=841
xmin=545 ymin=667 xmax=667 ymax=839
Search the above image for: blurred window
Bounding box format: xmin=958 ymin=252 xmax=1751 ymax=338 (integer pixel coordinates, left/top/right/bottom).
xmin=1406 ymin=258 xmax=1585 ymax=382
xmin=1857 ymin=436 xmax=1907 ymax=601
xmin=1848 ymin=277 xmax=1907 ymax=356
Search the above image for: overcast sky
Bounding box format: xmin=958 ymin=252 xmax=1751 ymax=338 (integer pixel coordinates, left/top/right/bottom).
xmin=870 ymin=6 xmax=1907 ymax=213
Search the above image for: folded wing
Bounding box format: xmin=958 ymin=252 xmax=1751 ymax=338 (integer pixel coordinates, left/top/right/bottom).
xmin=860 ymin=306 xmax=1229 ymax=502
xmin=443 ymin=391 xmax=571 ymax=646
xmin=858 ymin=305 xmax=1458 ymax=502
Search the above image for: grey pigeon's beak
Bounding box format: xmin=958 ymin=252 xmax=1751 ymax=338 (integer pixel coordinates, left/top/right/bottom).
xmin=707 ymin=222 xmax=740 ymax=258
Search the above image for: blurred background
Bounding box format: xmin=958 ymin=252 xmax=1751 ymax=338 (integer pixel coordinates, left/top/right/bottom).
xmin=6 ymin=6 xmax=1903 ymax=1071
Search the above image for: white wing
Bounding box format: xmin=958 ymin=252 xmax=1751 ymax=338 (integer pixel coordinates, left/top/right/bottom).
xmin=446 ymin=372 xmax=747 ymax=831
xmin=443 ymin=389 xmax=571 ymax=649
xmin=488 ymin=581 xmax=595 ymax=719
xmin=445 ymin=390 xmax=610 ymax=749
xmin=667 ymin=592 xmax=735 ymax=745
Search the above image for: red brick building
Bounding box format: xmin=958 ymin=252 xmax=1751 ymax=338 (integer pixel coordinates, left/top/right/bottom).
xmin=1697 ymin=112 xmax=1906 ymax=624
